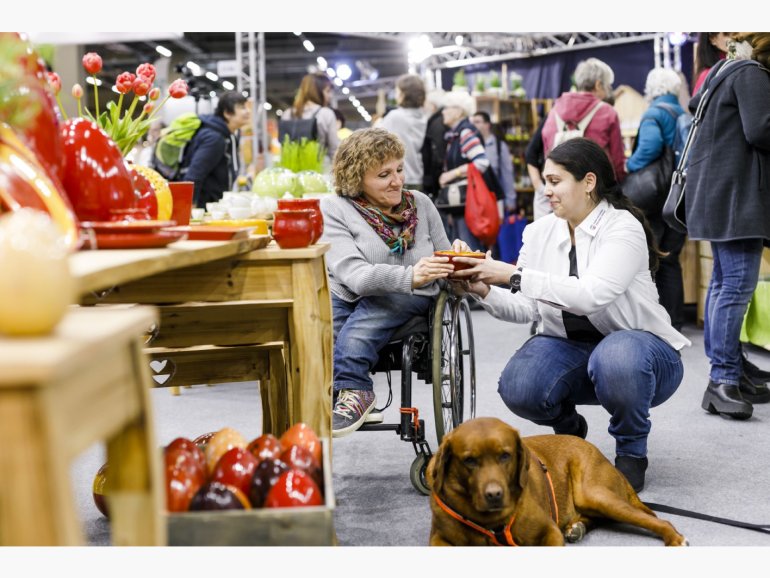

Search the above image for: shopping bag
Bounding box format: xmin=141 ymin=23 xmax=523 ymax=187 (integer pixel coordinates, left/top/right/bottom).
xmin=465 ymin=163 xmax=500 ymax=247
xmin=740 ymin=280 xmax=770 ymax=349
xmin=497 ymin=212 xmax=528 ymax=264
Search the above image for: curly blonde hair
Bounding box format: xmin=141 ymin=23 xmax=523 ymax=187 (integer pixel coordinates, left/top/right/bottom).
xmin=332 ymin=128 xmax=405 ymax=197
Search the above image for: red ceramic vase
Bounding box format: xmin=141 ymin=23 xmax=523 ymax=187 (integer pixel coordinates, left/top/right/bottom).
xmin=60 ymin=118 xmax=138 ymax=222
xmin=272 ymin=209 xmax=314 ymax=249
xmin=276 ymin=198 xmax=323 ymax=243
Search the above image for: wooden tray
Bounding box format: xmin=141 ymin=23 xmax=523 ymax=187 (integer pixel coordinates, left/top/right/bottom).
xmin=165 ymin=439 xmax=335 ymax=546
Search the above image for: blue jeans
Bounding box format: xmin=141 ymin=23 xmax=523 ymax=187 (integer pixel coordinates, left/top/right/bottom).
xmin=704 ymin=239 xmax=764 ymax=386
xmin=332 ymin=293 xmax=433 ymax=393
xmin=439 ymin=211 xmax=484 ymax=251
xmin=497 ymin=331 xmax=683 ymax=458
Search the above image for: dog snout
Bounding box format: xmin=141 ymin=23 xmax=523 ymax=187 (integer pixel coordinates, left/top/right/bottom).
xmin=484 ymin=482 xmax=504 ymax=509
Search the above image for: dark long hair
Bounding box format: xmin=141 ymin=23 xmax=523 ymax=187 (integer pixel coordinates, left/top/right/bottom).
xmin=694 ymin=33 xmax=727 ymax=78
xmin=547 ymin=138 xmax=663 ymax=273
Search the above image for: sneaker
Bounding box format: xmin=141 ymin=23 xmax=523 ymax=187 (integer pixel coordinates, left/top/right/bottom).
xmin=365 ymin=410 xmax=384 ymax=424
xmin=332 ymin=389 xmax=376 ymax=438
xmin=615 ymin=455 xmax=648 ymax=493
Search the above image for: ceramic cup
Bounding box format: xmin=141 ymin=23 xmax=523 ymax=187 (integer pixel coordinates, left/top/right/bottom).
xmin=272 ymin=209 xmax=314 ymax=249
xmin=168 ymin=181 xmax=194 ymax=226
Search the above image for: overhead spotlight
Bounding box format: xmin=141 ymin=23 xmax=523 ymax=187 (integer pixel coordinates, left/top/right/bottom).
xmin=263 ymin=102 xmax=273 ymax=110
xmin=186 ymin=61 xmax=202 ymax=75
xmin=333 ymin=77 xmax=343 ymax=87
xmin=407 ymin=34 xmax=433 ymax=64
xmin=276 ymin=109 xmax=283 ymax=117
xmin=222 ymin=80 xmax=235 ymax=90
xmin=293 ymin=32 xmax=302 ymax=36
xmin=303 ymin=39 xmax=315 ymax=53
xmin=209 ymin=91 xmax=217 ymax=98
xmin=335 ymin=63 xmax=352 ymax=80
xmin=326 ymin=67 xmax=336 ymax=78
xmin=455 ymin=35 xmax=464 ymax=46
xmin=667 ymin=32 xmax=688 ymax=46
xmin=317 ymin=56 xmax=327 ymax=70
xmin=205 ymin=71 xmax=219 ymax=82
xmin=342 ymin=87 xmax=349 ymax=95
xmin=156 ymin=45 xmax=172 ymax=57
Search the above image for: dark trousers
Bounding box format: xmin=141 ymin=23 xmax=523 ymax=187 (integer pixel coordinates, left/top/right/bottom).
xmin=650 ymin=216 xmax=686 ymax=330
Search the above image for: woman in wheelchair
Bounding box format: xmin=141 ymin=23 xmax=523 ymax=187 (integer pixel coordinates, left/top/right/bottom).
xmin=321 ymin=128 xmax=469 ymax=438
xmin=450 ymin=138 xmax=690 ymax=493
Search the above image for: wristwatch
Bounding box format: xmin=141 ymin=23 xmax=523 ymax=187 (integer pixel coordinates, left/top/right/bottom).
xmin=509 ymin=267 xmax=523 ymax=294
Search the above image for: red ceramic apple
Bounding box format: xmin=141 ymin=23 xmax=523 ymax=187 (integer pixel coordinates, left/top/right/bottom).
xmin=210 ymin=447 xmax=259 ymax=496
xmin=248 ymin=458 xmax=290 ymax=508
xmin=166 ymin=465 xmax=205 ymax=513
xmin=92 ymin=462 xmax=109 ymax=518
xmin=264 ymin=469 xmax=324 ymax=508
xmin=59 ymin=118 xmax=138 ymax=222
xmin=279 ymin=422 xmax=322 ymax=465
xmin=204 ymin=427 xmax=247 ymax=475
xmin=246 ymin=433 xmax=283 ymax=463
xmin=165 ymin=437 xmax=206 ymax=471
xmin=279 ymin=445 xmax=322 ymax=488
xmin=193 ymin=431 xmax=217 ymax=453
xmin=189 ymin=481 xmax=251 ymax=511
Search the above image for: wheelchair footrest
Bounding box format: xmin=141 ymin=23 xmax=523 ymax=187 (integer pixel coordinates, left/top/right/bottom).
xmin=358 ymin=423 xmax=400 ymax=433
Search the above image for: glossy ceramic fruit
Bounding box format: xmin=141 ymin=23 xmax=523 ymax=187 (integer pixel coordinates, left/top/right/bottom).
xmin=20 ymin=84 xmax=65 ymax=185
xmin=193 ymin=431 xmax=217 ymax=453
xmin=210 ymin=447 xmax=259 ymax=496
xmin=246 ymin=433 xmax=283 ymax=463
xmin=204 ymin=427 xmax=247 ymax=475
xmin=189 ymin=481 xmax=251 ymax=511
xmin=127 ymin=164 xmax=158 ymax=219
xmin=165 ymin=451 xmax=206 ymax=513
xmin=0 ymin=124 xmax=79 ymax=250
xmin=264 ymin=469 xmax=323 ymax=508
xmin=279 ymin=445 xmax=323 ymax=488
xmin=272 ymin=209 xmax=314 ymax=249
xmin=248 ymin=458 xmax=290 ymax=508
xmin=59 ymin=118 xmax=138 ymax=222
xmin=433 ymin=250 xmax=486 ymax=272
xmin=132 ymin=165 xmax=172 ymax=221
xmin=165 ymin=437 xmax=206 ymax=471
xmin=276 ymin=198 xmax=323 ymax=243
xmin=92 ymin=462 xmax=110 ymax=518
xmin=279 ymin=422 xmax=322 ymax=465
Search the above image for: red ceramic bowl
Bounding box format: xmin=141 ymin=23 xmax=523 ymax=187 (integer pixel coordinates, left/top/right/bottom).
xmin=433 ymin=250 xmax=485 ymax=272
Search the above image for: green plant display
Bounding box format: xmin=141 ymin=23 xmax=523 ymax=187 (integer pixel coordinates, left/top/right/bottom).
xmin=489 ymin=71 xmax=502 ymax=88
xmin=278 ymin=136 xmax=326 ymax=174
xmin=453 ymin=69 xmax=467 ymax=87
xmin=474 ymin=75 xmax=486 ymax=92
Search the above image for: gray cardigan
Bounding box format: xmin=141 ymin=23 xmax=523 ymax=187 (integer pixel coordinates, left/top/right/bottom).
xmin=320 ymin=190 xmax=451 ymax=302
xmin=685 ymin=60 xmax=770 ymax=243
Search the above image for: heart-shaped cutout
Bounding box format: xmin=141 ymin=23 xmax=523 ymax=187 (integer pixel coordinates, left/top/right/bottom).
xmin=152 ymin=373 xmax=171 ymax=385
xmin=150 ymin=360 xmax=167 ymax=373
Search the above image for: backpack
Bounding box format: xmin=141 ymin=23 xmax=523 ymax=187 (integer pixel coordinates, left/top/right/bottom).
xmin=152 ymin=113 xmax=202 ymax=180
xmin=550 ymin=101 xmax=604 ymax=151
xmin=673 ymin=111 xmax=694 ymax=164
xmin=278 ymin=106 xmax=321 ymax=143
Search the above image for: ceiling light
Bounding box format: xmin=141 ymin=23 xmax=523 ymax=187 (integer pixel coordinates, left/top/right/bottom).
xmin=222 ymin=80 xmax=234 ymax=90
xmin=276 ymin=109 xmax=283 ymax=117
xmin=293 ymin=32 xmax=302 ymax=36
xmin=342 ymin=87 xmax=349 ymax=95
xmin=303 ymin=39 xmax=315 ymax=52
xmin=155 ymin=45 xmax=172 ymax=57
xmin=326 ymin=67 xmax=336 ymax=78
xmin=336 ymin=63 xmax=352 ymax=80
xmin=186 ymin=61 xmax=201 ymax=75
xmin=333 ymin=77 xmax=343 ymax=87
xmin=210 ymin=91 xmax=217 ymax=98
xmin=667 ymin=32 xmax=688 ymax=46
xmin=408 ymin=34 xmax=433 ymax=64
xmin=205 ymin=71 xmax=219 ymax=82
xmin=455 ymin=35 xmax=464 ymax=46
xmin=317 ymin=56 xmax=327 ymax=69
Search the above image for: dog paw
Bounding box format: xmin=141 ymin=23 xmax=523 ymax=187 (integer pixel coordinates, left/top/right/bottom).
xmin=666 ymin=535 xmax=689 ymax=547
xmin=564 ymin=521 xmax=586 ymax=543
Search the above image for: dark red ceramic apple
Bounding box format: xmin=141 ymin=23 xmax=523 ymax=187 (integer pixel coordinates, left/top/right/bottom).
xmin=246 ymin=433 xmax=283 ymax=463
xmin=165 ymin=437 xmax=206 ymax=471
xmin=203 ymin=427 xmax=247 ymax=475
xmin=189 ymin=481 xmax=251 ymax=511
xmin=280 ymin=422 xmax=322 ymax=464
xmin=210 ymin=447 xmax=259 ymax=496
xmin=279 ymin=445 xmax=322 ymax=488
xmin=193 ymin=431 xmax=217 ymax=454
xmin=165 ymin=447 xmax=207 ymax=513
xmin=92 ymin=462 xmax=109 ymax=518
xmin=264 ymin=469 xmax=324 ymax=508
xmin=248 ymin=458 xmax=290 ymax=508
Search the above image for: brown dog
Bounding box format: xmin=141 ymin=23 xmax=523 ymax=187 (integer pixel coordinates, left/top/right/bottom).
xmin=426 ymin=417 xmax=687 ymax=546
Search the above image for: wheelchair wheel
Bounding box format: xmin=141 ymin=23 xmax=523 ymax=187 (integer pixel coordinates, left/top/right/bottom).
xmin=409 ymin=454 xmax=430 ymax=496
xmin=431 ymin=291 xmax=476 ymax=445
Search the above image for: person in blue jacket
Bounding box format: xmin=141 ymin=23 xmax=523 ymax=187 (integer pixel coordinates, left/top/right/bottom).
xmin=183 ymin=91 xmax=251 ymax=208
xmin=626 ymin=68 xmax=686 ymax=330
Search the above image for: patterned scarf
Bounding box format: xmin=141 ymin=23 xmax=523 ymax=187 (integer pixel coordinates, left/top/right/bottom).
xmin=349 ymin=189 xmax=418 ymax=255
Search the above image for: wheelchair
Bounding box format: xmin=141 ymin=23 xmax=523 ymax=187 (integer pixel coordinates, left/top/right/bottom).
xmin=358 ymin=287 xmax=477 ymax=495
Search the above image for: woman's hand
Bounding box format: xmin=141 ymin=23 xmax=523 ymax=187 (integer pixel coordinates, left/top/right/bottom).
xmin=448 ymin=278 xmax=491 ymax=299
xmin=451 ymin=251 xmax=518 ymax=286
xmin=411 ymin=255 xmax=455 ymax=289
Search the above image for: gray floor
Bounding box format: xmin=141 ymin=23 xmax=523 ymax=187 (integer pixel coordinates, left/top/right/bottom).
xmin=72 ymin=307 xmax=770 ymax=548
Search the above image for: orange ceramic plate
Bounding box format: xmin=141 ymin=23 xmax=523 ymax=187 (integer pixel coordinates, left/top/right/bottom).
xmin=166 ymin=225 xmax=254 ymax=241
xmin=92 ymin=229 xmax=187 ymax=249
xmin=80 ymin=220 xmax=177 ymax=233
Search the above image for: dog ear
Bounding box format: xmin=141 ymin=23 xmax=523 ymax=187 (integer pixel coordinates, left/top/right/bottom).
xmin=513 ymin=428 xmax=530 ymax=492
xmin=428 ymin=430 xmax=454 ymax=494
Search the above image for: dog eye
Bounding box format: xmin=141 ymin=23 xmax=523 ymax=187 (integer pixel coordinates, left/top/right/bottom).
xmin=463 ymin=457 xmax=478 ymax=468
xmin=499 ymin=452 xmax=512 ymax=463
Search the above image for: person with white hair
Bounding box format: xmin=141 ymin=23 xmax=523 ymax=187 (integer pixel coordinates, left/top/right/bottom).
xmin=434 ymin=90 xmax=494 ymax=250
xmin=626 ymin=67 xmax=686 ymax=331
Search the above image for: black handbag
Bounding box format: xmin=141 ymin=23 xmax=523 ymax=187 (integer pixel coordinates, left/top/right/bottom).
xmin=623 ymin=141 xmax=675 ymax=214
xmin=435 ymin=178 xmax=468 ymax=209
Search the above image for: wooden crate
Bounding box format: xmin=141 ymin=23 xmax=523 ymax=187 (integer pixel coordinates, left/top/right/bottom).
xmin=166 ymin=440 xmax=335 ymax=546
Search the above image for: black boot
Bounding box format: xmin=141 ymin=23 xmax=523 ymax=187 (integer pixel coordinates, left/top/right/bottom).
xmin=701 ymin=381 xmax=753 ymax=420
xmin=615 ymin=455 xmax=648 ymax=493
xmin=739 ymin=374 xmax=770 ymax=404
xmin=742 ymin=349 xmax=770 ymax=383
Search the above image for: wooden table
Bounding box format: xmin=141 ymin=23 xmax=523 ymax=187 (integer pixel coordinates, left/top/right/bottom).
xmin=72 ymin=238 xmax=333 ymax=439
xmin=0 ymin=307 xmax=164 ymax=546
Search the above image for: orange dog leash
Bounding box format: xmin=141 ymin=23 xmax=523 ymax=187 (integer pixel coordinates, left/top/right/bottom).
xmin=432 ymin=458 xmax=559 ymax=546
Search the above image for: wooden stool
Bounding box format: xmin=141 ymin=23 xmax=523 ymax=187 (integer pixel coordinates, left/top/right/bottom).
xmin=0 ymin=307 xmax=165 ymax=546
xmin=145 ymin=342 xmax=291 ymax=437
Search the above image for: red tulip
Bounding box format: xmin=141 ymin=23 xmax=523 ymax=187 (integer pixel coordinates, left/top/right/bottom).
xmin=136 ymin=63 xmax=156 ymax=83
xmin=148 ymin=87 xmax=161 ymax=101
xmin=71 ymin=84 xmax=83 ymax=99
xmin=115 ymin=72 xmax=135 ymax=94
xmin=47 ymin=72 xmax=61 ymax=95
xmin=82 ymin=52 xmax=102 ymax=75
xmin=143 ymin=103 xmax=154 ymax=115
xmin=133 ymin=75 xmax=152 ymax=97
xmin=168 ymin=79 xmax=188 ymax=99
